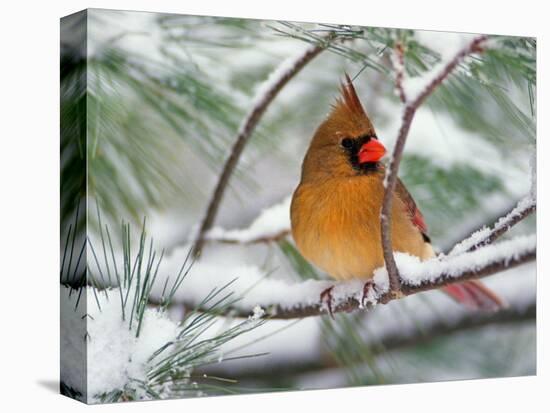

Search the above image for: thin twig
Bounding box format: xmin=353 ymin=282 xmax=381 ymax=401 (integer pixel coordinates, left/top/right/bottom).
xmin=205 ymin=229 xmax=290 ymax=245
xmin=393 ymin=42 xmax=407 ymax=103
xmin=193 ymin=39 xmax=333 ymax=257
xmin=380 ymin=35 xmax=488 ymax=296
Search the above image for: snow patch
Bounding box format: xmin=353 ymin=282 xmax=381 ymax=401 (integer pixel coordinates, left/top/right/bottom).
xmin=529 ymin=143 xmax=537 ymax=199
xmin=61 ymin=286 xmax=180 ymax=401
xmin=206 ymin=196 xmax=291 ymax=243
xmin=249 ymin=43 xmax=318 ymax=109
xmin=403 ymin=34 xmax=481 ymax=102
xmin=449 ymin=196 xmax=535 ymax=256
xmin=388 ymin=234 xmax=536 ymax=286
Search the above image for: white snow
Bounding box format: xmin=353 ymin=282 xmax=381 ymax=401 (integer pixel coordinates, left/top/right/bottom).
xmin=60 ymin=287 xmax=87 ymax=401
xmin=60 ymin=286 xmax=180 ymax=401
xmin=61 ymin=281 xmax=270 ymax=401
xmin=403 ymin=34 xmax=482 ymax=103
xmin=155 ymin=233 xmax=534 ymax=317
xmin=530 ymin=143 xmax=537 ymax=199
xmin=374 ymin=98 xmax=531 ymax=204
xmin=386 ymin=234 xmax=536 ymax=287
xmin=206 ymin=196 xmax=291 ymax=243
xmin=449 ymin=196 xmax=535 ymax=256
xmin=151 ymin=247 xmax=334 ymax=314
xmin=249 ymin=43 xmax=319 ymax=109
xmin=250 ymin=305 xmax=266 ymax=320
xmin=202 ymin=258 xmax=536 ymax=377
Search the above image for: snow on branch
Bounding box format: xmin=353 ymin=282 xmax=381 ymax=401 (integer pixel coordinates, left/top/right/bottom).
xmin=449 ymin=196 xmax=536 ymax=255
xmin=157 ymin=234 xmax=535 ymax=320
xmin=381 ymin=35 xmax=488 ymax=295
xmin=193 ymin=40 xmax=332 ymax=257
xmin=205 ymin=196 xmax=291 ymax=245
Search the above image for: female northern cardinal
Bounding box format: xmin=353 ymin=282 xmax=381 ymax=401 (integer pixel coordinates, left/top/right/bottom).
xmin=290 ymin=75 xmax=504 ymax=314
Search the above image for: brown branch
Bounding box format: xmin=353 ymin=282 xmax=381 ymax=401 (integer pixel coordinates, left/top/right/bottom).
xmin=153 ymin=240 xmax=535 ymax=320
xmin=192 ymin=40 xmax=332 ymax=257
xmin=393 ymin=42 xmax=407 ymax=103
xmin=206 ymin=229 xmax=290 ymax=245
xmin=273 ymin=247 xmax=534 ymax=319
xmin=380 ymin=35 xmax=488 ymax=296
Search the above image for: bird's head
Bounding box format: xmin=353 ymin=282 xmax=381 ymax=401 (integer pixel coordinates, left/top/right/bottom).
xmin=301 ymin=75 xmax=386 ymax=181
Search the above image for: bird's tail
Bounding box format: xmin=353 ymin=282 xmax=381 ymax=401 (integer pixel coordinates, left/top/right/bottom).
xmin=443 ymin=280 xmax=507 ymax=311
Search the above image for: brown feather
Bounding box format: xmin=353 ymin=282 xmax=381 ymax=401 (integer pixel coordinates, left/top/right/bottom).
xmin=291 ymin=172 xmax=430 ymax=280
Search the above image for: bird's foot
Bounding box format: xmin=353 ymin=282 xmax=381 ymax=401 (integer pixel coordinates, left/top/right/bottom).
xmin=361 ymin=279 xmax=378 ymax=308
xmin=320 ymin=286 xmax=335 ymax=319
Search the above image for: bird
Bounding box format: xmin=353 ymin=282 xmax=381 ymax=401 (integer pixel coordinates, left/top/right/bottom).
xmin=290 ymin=74 xmax=504 ymax=316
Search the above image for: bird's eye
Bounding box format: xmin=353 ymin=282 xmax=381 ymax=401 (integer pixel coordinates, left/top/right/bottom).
xmin=341 ymin=138 xmax=354 ymax=149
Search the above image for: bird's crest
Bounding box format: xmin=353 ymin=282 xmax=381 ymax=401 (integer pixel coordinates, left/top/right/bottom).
xmin=327 ymin=74 xmax=375 ymax=137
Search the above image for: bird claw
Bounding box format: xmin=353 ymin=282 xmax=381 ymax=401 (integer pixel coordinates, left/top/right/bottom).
xmin=361 ymin=279 xmax=377 ymax=307
xmin=320 ymin=286 xmax=335 ymax=319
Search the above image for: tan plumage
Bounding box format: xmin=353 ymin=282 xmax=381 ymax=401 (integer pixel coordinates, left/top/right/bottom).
xmin=291 ymin=172 xmax=434 ymax=280
xmin=291 ymin=78 xmax=431 ymax=279
xmin=290 ymin=76 xmax=503 ymax=310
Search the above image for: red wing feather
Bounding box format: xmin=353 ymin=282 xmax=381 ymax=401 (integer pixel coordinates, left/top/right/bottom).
xmin=395 ymin=178 xmax=428 ymax=235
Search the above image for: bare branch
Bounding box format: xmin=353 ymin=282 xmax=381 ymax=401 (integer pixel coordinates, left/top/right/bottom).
xmin=206 ymin=229 xmax=290 ymax=245
xmin=392 ymin=42 xmax=407 ymax=103
xmin=380 ymin=35 xmax=488 ymax=296
xmin=448 ymin=196 xmax=536 ymax=255
xmin=193 ymin=40 xmax=333 ymax=257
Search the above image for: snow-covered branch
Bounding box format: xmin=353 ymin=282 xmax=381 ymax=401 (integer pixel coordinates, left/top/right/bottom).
xmin=449 ymin=196 xmax=536 ymax=255
xmin=381 ymin=35 xmax=488 ymax=295
xmin=157 ymin=234 xmax=535 ymax=320
xmin=204 ymin=196 xmax=291 ymax=245
xmin=193 ymin=40 xmax=332 ymax=257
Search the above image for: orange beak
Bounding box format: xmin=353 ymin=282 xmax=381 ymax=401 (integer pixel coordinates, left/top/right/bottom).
xmin=358 ymin=139 xmax=386 ymax=164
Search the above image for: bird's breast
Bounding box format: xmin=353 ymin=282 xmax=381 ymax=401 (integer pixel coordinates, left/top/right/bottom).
xmin=290 ymin=176 xmax=427 ymax=280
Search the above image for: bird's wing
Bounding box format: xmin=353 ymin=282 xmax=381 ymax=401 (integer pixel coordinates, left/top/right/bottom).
xmin=395 ymin=180 xmax=506 ymax=311
xmin=395 ymin=178 xmax=428 ymax=235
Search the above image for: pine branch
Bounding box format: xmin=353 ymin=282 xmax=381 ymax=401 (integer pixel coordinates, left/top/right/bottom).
xmin=381 ymin=35 xmax=488 ymax=296
xmin=192 ymin=39 xmax=333 ymax=257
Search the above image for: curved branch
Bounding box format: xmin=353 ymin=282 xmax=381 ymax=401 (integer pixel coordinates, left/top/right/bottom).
xmin=193 ymin=40 xmax=332 ymax=257
xmin=380 ymin=35 xmax=488 ymax=295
